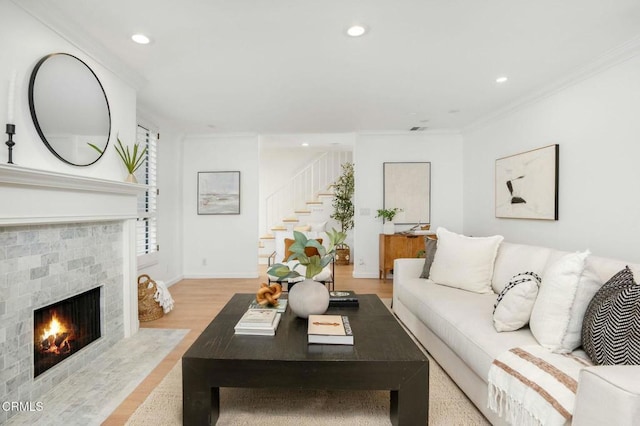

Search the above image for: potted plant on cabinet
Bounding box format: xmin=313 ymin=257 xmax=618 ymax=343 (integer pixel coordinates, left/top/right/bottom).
xmin=376 ymin=207 xmax=403 ymax=235
xmin=330 ymin=162 xmax=354 ymax=265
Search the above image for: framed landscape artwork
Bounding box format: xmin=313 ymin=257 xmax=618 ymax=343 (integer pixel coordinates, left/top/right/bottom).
xmin=383 ymin=162 xmax=431 ymax=224
xmin=198 ymin=171 xmax=241 ymax=215
xmin=495 ymin=144 xmax=559 ymax=220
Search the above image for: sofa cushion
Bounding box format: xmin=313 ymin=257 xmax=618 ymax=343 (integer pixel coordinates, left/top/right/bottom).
xmin=493 ymin=272 xmax=541 ymax=332
xmin=530 ymin=251 xmax=602 ymax=353
xmin=582 ymin=266 xmax=640 ymax=365
xmin=419 ymin=237 xmax=437 ymax=279
xmin=429 ymin=227 xmax=503 ymax=294
xmin=492 ymin=242 xmax=553 ymax=294
xmin=396 ymin=277 xmax=539 ymax=379
xmin=284 ymin=238 xmax=323 ymax=260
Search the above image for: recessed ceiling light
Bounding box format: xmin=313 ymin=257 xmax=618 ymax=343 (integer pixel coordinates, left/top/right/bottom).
xmin=301 ymin=142 xmax=309 ymax=147
xmin=131 ymin=34 xmax=150 ymax=44
xmin=346 ymin=25 xmax=367 ymax=37
xmin=496 ymin=76 xmax=508 ymax=84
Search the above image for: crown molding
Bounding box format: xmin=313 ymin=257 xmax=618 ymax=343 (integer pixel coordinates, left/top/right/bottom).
xmin=356 ymin=128 xmax=462 ymax=136
xmin=11 ymin=0 xmax=147 ymax=90
xmin=464 ymin=35 xmax=640 ymax=133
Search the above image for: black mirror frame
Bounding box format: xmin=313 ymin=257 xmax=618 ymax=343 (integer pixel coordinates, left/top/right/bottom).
xmin=28 ymin=52 xmax=112 ymax=167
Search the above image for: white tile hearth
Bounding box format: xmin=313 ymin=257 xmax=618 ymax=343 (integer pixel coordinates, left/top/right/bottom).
xmin=4 ymin=328 xmax=188 ymax=426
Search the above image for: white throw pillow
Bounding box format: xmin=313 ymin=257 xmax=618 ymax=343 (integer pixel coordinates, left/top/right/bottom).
xmin=529 ymin=250 xmax=602 ymax=353
xmin=428 ymin=227 xmax=504 ymax=294
xmin=493 ymin=272 xmax=541 ymax=332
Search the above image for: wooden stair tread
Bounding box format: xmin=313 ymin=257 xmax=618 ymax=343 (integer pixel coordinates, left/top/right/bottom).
xmin=282 ymin=218 xmax=299 ymax=223
xmin=306 ymin=201 xmax=323 ymax=205
xmin=260 ymin=234 xmax=275 ymax=239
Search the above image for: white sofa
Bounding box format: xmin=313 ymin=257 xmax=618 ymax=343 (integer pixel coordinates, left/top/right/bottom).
xmin=392 ymin=241 xmax=640 ymax=425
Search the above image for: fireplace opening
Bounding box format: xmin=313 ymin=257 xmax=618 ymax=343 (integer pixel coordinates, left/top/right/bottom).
xmin=33 ymin=287 xmax=101 ymax=377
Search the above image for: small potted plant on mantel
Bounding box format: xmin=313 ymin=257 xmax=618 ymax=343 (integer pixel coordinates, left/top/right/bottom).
xmin=89 ymin=136 xmax=147 ymax=183
xmin=376 ymin=207 xmax=403 ymax=235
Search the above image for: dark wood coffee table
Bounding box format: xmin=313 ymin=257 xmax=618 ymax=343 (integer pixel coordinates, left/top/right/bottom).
xmin=182 ymin=294 xmax=429 ymax=425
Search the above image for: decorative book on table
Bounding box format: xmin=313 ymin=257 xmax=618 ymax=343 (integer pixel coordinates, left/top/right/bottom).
xmin=248 ymin=298 xmax=288 ymax=313
xmin=234 ymin=309 xmax=281 ymax=336
xmin=329 ymin=290 xmax=359 ymax=307
xmin=307 ymin=314 xmax=354 ymax=345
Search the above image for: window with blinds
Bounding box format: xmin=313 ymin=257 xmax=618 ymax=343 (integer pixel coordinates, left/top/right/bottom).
xmin=135 ymin=125 xmax=158 ymax=262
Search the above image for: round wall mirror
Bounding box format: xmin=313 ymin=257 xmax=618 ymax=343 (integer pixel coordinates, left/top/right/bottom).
xmin=29 ymin=53 xmax=111 ymax=166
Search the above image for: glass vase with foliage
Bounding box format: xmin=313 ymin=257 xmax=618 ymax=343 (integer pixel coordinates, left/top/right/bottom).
xmin=89 ymin=136 xmax=147 ymax=183
xmin=330 ymin=162 xmax=354 ymax=249
xmin=267 ymin=229 xmax=347 ymax=281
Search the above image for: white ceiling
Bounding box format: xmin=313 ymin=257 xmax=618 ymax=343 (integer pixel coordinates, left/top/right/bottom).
xmin=16 ymin=0 xmax=640 ymax=135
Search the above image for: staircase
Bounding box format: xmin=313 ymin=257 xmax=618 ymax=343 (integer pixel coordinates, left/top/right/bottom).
xmin=259 ymin=151 xmax=352 ymax=263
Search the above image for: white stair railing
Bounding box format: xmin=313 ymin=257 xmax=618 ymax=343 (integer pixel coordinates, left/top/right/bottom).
xmin=264 ymin=151 xmax=352 ymax=234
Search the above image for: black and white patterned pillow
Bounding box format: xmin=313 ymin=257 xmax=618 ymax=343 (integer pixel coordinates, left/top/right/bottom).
xmin=493 ymin=272 xmax=542 ymax=332
xmin=581 ymin=266 xmax=640 ymax=365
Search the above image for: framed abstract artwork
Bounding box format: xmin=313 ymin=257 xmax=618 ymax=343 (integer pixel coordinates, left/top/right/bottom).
xmin=383 ymin=162 xmax=431 ymax=224
xmin=197 ymin=171 xmax=241 ymax=215
xmin=495 ymin=144 xmax=559 ymax=220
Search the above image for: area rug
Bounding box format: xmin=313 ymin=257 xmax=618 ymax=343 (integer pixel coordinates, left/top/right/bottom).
xmin=126 ymin=354 xmax=489 ymax=426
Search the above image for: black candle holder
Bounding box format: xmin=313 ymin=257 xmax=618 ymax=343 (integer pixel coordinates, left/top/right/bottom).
xmin=6 ymin=123 xmax=15 ymax=164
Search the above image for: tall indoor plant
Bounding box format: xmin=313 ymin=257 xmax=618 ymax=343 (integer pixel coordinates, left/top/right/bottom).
xmin=268 ymin=228 xmax=346 ymax=318
xmin=330 ymin=162 xmax=354 ymax=265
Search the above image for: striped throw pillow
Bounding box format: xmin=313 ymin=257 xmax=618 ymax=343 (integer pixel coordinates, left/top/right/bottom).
xmin=581 ymin=266 xmax=640 ymax=365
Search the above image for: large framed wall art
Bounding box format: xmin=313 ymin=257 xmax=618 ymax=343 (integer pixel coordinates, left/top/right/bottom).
xmin=495 ymin=144 xmax=559 ymax=220
xmin=197 ymin=171 xmax=241 ymax=215
xmin=383 ymin=162 xmax=431 ymax=224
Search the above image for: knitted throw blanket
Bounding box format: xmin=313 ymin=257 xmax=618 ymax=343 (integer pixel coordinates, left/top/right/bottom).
xmin=153 ymin=280 xmax=175 ymax=314
xmin=487 ymin=345 xmax=592 ymax=426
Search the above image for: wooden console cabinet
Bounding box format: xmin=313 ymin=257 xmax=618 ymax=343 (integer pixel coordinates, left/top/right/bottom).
xmin=379 ymin=233 xmax=430 ymax=281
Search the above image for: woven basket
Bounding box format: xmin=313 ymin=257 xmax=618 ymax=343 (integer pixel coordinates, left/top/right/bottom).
xmin=138 ymin=274 xmax=164 ymax=322
xmin=335 ymin=248 xmax=351 ymax=265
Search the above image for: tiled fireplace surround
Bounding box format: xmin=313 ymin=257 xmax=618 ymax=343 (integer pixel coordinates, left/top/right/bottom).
xmin=0 ymin=164 xmax=144 ymax=423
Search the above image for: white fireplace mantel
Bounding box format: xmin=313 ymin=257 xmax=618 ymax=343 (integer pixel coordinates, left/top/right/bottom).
xmin=0 ymin=163 xmax=147 ymax=226
xmin=0 ymin=163 xmax=147 ymax=337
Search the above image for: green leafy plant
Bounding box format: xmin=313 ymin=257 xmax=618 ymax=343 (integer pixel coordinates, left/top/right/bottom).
xmin=376 ymin=207 xmax=403 ymax=222
xmin=267 ymin=228 xmax=347 ymax=280
xmin=89 ymin=136 xmax=147 ymax=174
xmin=330 ymin=162 xmax=354 ymax=236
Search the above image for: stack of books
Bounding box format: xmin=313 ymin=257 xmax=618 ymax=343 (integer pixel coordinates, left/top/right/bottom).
xmin=328 ymin=290 xmax=359 ymax=308
xmin=234 ymin=309 xmax=282 ymax=336
xmin=248 ymin=298 xmax=288 ymax=313
xmin=307 ymin=314 xmax=354 ymax=345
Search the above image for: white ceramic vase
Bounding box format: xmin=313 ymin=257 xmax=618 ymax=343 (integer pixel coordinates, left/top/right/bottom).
xmin=288 ymin=278 xmax=330 ymax=319
xmin=383 ymin=221 xmax=395 ymax=235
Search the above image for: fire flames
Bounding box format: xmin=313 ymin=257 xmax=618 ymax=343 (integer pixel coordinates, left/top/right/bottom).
xmin=40 ymin=315 xmax=72 ymax=355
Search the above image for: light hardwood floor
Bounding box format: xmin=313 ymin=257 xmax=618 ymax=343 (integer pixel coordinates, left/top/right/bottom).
xmin=102 ymin=264 xmax=393 ymax=425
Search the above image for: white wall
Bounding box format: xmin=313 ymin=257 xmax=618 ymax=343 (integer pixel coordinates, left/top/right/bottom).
xmin=353 ymin=132 xmax=464 ymax=278
xmin=463 ymin=52 xmax=640 ymax=262
xmin=182 ymin=135 xmax=260 ymax=278
xmin=0 ymin=2 xmax=136 ymax=180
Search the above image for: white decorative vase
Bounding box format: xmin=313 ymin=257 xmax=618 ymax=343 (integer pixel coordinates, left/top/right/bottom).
xmin=383 ymin=221 xmax=395 ymax=235
xmin=288 ymin=279 xmax=330 ymax=319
